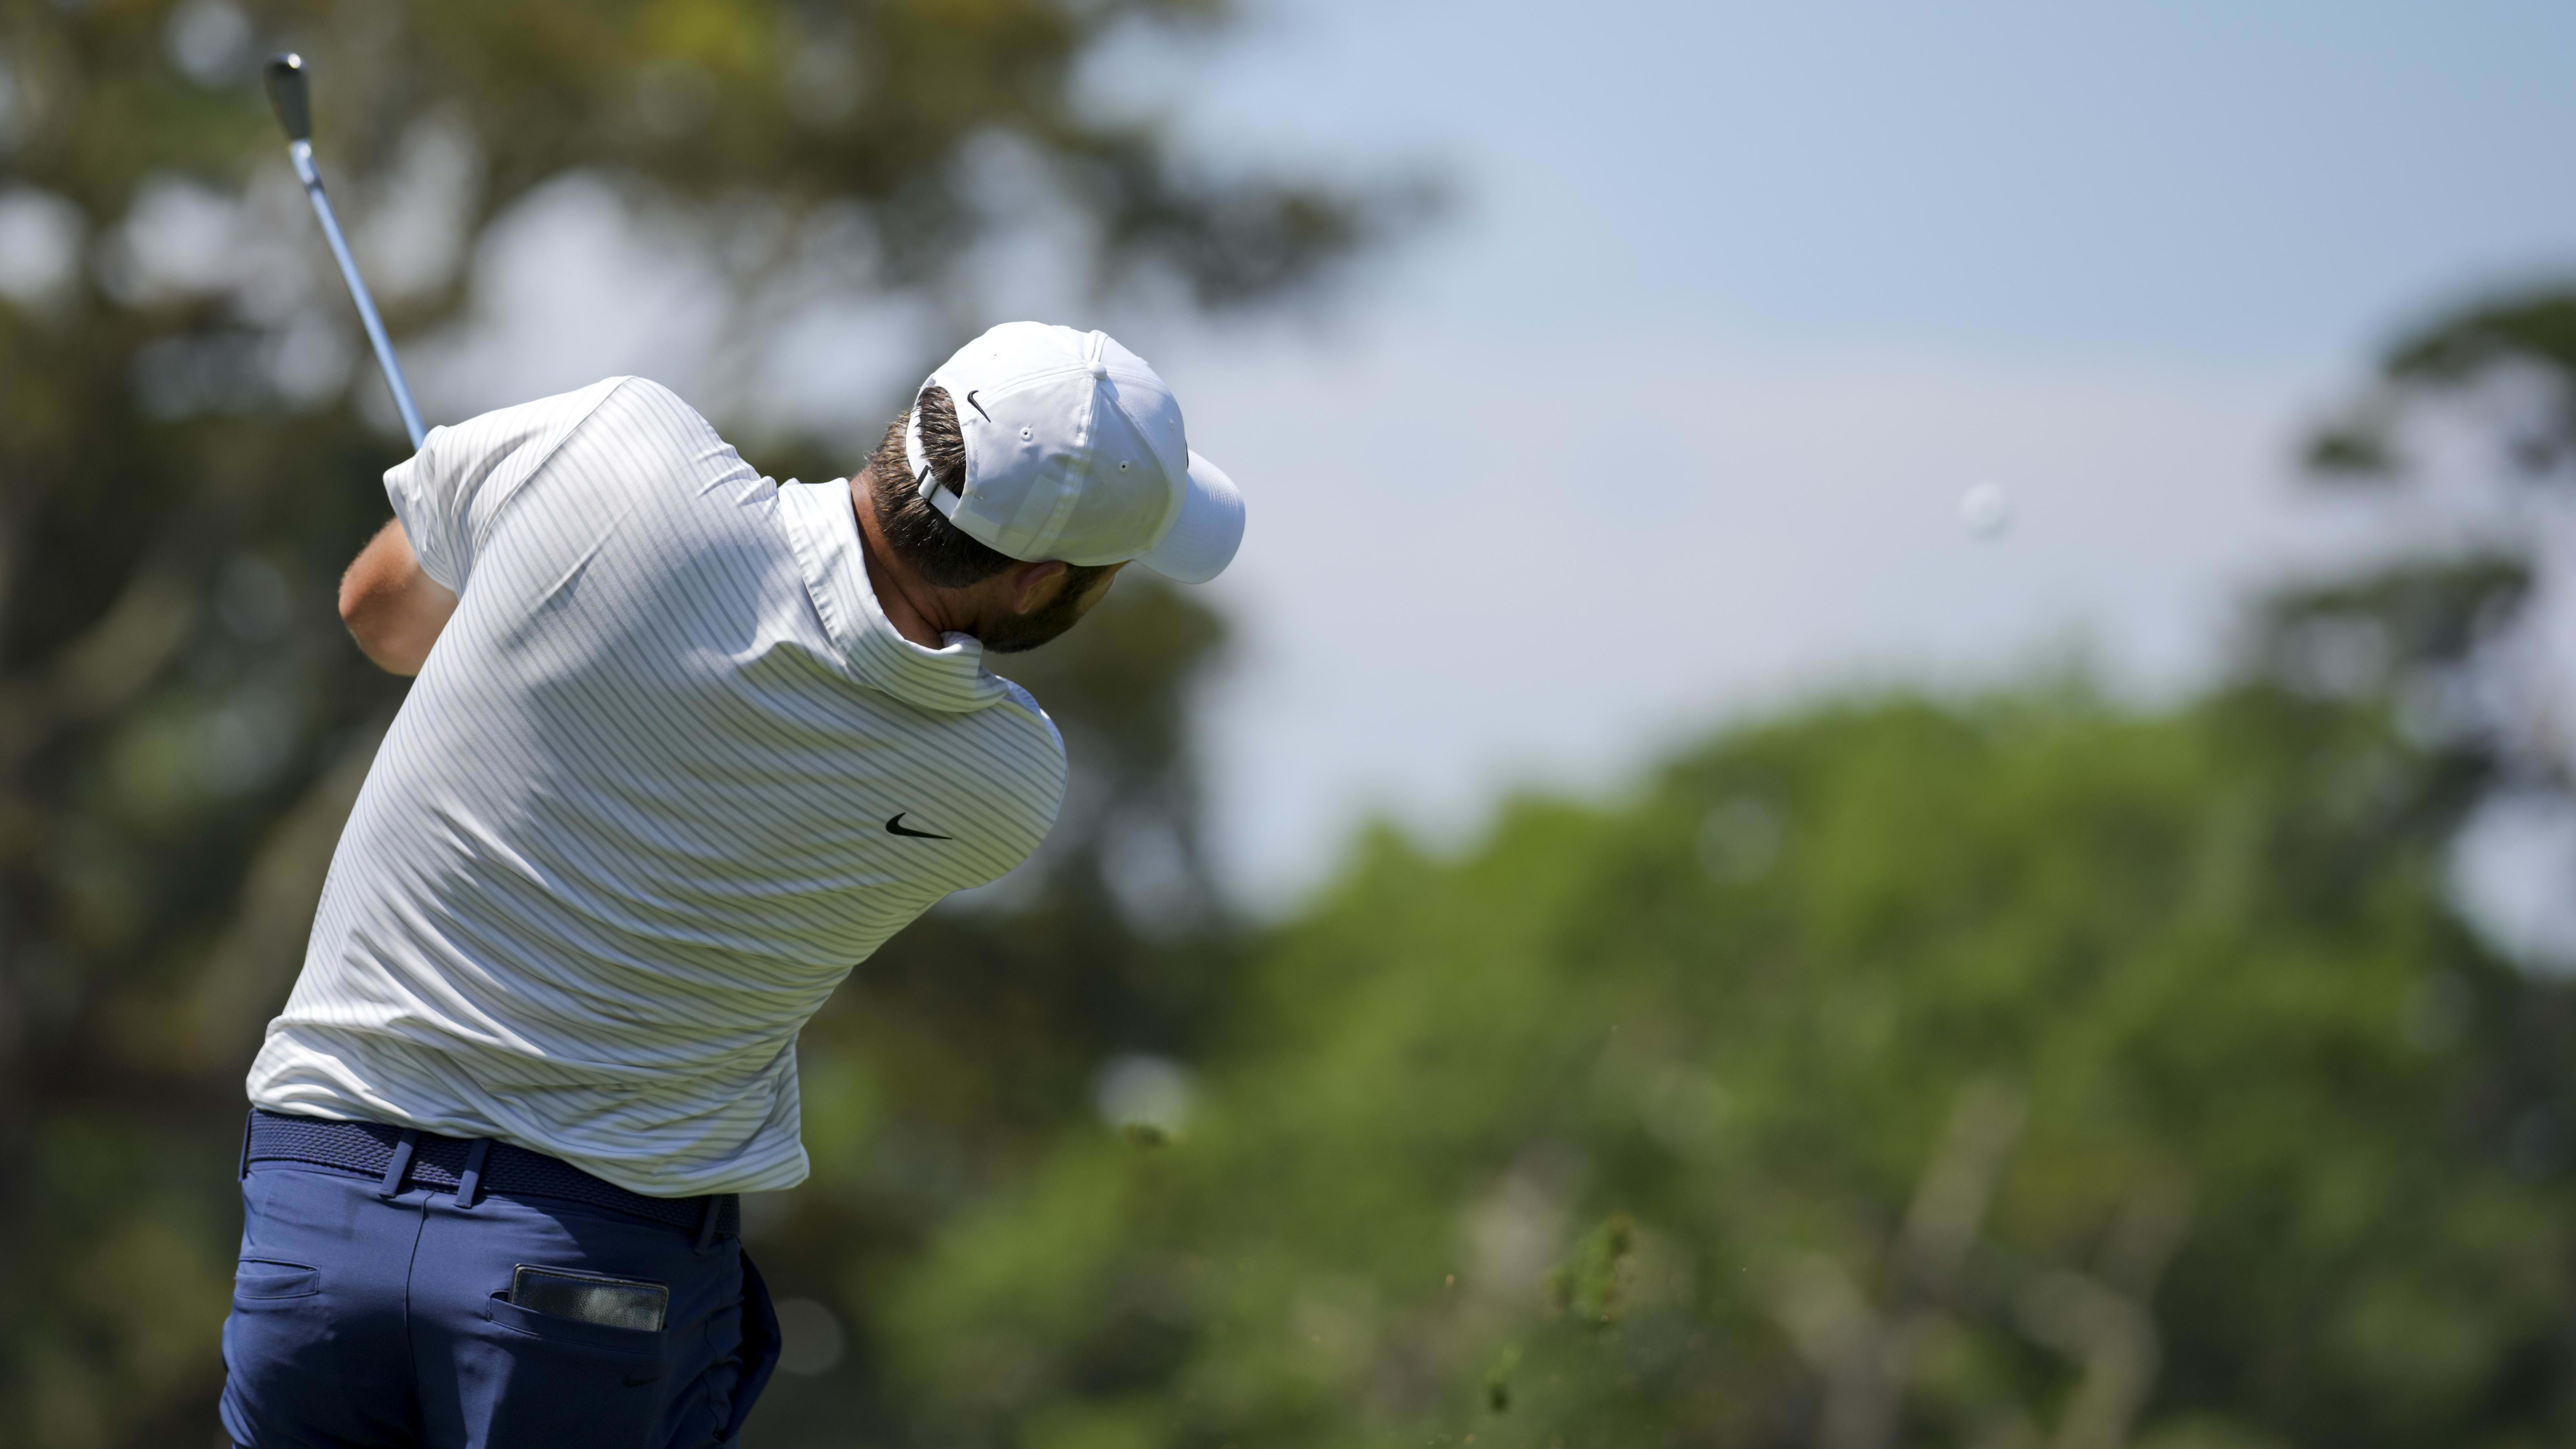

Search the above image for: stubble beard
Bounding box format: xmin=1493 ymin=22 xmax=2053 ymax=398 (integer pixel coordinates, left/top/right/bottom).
xmin=976 ymin=567 xmax=1111 ymax=654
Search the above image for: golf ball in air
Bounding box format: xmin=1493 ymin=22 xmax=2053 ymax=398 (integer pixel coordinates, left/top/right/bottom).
xmin=1960 ymin=482 xmax=2014 ymax=539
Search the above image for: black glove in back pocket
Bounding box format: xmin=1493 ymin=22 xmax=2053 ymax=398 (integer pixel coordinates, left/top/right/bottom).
xmin=508 ymin=1265 xmax=668 ymax=1332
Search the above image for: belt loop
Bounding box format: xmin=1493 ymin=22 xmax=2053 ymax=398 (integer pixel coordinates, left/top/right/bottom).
xmin=455 ymin=1139 xmax=492 ymax=1209
xmin=694 ymin=1194 xmax=721 ymax=1254
xmin=378 ymin=1129 xmax=420 ymax=1201
xmin=238 ymin=1110 xmax=256 ymax=1181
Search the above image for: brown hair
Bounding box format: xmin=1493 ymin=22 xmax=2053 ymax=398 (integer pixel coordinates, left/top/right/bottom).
xmin=863 ymin=385 xmax=1012 ymax=589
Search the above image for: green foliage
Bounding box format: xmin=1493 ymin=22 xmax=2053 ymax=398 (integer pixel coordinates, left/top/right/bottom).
xmin=881 ymin=687 xmax=2576 ymax=1447
xmin=2308 ymin=283 xmax=2576 ymax=486
xmin=2384 ymin=293 xmax=2576 ymax=390
xmin=1547 ymin=1214 xmax=1636 ymax=1329
xmin=0 ymin=3 xmax=1405 ymax=1443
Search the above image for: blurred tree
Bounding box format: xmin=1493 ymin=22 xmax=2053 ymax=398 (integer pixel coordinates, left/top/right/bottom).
xmin=882 ymin=684 xmax=2576 ymax=1448
xmin=0 ymin=2 xmax=1416 ymax=1443
xmin=2282 ymin=285 xmax=2576 ymax=963
xmin=878 ymin=281 xmax=2576 ymax=1445
xmin=2308 ymin=290 xmax=2576 ymax=490
xmin=874 ymin=279 xmax=2576 ymax=1444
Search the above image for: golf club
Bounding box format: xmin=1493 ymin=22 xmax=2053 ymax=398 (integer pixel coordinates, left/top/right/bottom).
xmin=262 ymin=51 xmax=427 ymax=449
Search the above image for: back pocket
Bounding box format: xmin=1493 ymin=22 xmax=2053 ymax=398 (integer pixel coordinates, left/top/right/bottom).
xmin=509 ymin=1264 xmax=668 ymax=1332
xmin=485 ymin=1292 xmax=664 ymax=1358
xmin=475 ymin=1292 xmax=667 ymax=1445
xmin=235 ymin=1259 xmax=320 ymax=1301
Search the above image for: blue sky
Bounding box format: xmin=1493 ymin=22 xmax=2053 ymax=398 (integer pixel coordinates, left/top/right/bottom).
xmin=1156 ymin=0 xmax=2576 ymax=358
xmin=1109 ymin=0 xmax=2576 ymax=902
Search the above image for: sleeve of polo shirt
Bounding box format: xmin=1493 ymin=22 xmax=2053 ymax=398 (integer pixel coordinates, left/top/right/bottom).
xmin=381 ymin=421 xmax=490 ymax=594
xmin=380 ymin=378 xmax=632 ymax=594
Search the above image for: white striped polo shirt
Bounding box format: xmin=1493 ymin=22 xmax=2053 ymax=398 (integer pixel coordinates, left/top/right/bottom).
xmin=246 ymin=377 xmax=1068 ymax=1195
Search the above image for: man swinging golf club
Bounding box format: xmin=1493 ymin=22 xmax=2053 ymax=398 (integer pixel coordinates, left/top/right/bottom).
xmin=218 ymin=321 xmax=1246 ymax=1448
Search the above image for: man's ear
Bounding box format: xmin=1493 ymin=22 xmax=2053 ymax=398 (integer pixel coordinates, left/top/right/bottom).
xmin=1002 ymin=559 xmax=1069 ymax=616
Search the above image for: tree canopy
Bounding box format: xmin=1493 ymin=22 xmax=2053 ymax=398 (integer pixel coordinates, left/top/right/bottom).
xmin=860 ymin=275 xmax=2576 ymax=1449
xmin=881 ymin=682 xmax=2576 ymax=1449
xmin=0 ymin=2 xmax=1407 ymax=1441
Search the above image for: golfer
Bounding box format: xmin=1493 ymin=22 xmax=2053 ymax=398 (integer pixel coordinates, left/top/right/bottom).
xmin=218 ymin=321 xmax=1244 ymax=1449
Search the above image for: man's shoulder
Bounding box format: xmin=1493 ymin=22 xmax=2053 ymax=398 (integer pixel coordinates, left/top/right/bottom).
xmin=571 ymin=376 xmax=724 ymax=443
xmin=586 ymin=374 xmax=691 ymax=415
xmin=521 ymin=378 xmax=758 ymax=508
xmin=987 ymin=676 xmax=1066 ymax=762
xmin=465 ymin=376 xmax=719 ymax=454
xmin=456 ymin=375 xmax=636 ymax=437
xmin=966 ymin=677 xmax=1067 ymax=777
xmin=925 ymin=676 xmax=1069 ymax=818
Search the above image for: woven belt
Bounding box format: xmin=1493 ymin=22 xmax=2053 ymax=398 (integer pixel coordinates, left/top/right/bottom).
xmin=243 ymin=1109 xmax=739 ymax=1241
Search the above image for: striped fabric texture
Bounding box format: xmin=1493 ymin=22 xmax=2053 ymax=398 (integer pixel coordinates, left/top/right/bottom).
xmin=246 ymin=378 xmax=1067 ymax=1196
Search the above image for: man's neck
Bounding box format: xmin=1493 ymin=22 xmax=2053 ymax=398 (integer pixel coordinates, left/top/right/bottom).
xmin=848 ymin=476 xmax=960 ymax=649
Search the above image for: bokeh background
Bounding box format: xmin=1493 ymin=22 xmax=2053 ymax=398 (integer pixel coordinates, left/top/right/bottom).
xmin=5 ymin=2 xmax=2576 ymax=1446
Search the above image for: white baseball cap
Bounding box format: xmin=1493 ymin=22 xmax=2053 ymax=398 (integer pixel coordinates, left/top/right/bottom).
xmin=902 ymin=322 xmax=1245 ymax=585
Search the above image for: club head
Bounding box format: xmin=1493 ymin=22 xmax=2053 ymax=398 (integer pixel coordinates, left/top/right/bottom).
xmin=263 ymin=53 xmax=312 ymax=142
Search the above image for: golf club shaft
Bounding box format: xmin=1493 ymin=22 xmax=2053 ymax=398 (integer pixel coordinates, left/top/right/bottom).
xmin=287 ymin=139 xmax=427 ymax=449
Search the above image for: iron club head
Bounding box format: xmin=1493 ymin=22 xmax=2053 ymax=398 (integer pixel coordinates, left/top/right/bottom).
xmin=263 ymin=53 xmax=312 ymax=142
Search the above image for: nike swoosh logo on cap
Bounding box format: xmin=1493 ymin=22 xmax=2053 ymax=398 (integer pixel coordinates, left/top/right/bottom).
xmin=965 ymin=390 xmax=990 ymax=421
xmin=885 ymin=813 xmax=953 ymax=840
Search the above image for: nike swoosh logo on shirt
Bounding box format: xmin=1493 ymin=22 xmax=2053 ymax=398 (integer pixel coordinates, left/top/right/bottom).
xmin=885 ymin=813 xmax=953 ymax=840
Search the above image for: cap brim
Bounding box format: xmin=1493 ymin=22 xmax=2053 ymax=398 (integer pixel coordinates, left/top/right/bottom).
xmin=1138 ymin=451 xmax=1244 ymax=584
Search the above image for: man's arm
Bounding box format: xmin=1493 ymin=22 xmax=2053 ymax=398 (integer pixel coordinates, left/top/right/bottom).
xmin=339 ymin=518 xmax=458 ymax=676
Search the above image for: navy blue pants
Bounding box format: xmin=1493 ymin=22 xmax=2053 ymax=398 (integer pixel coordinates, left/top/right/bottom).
xmin=220 ymin=1148 xmax=780 ymax=1447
